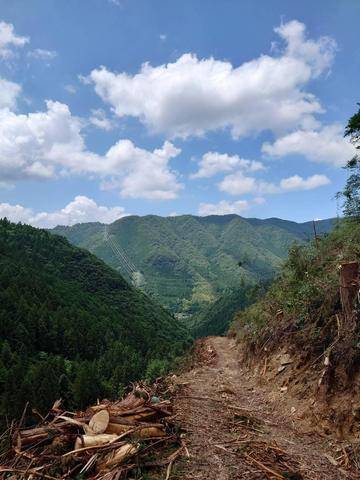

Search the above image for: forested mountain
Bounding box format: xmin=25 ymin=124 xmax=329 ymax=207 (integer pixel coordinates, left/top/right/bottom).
xmin=0 ymin=219 xmax=191 ymax=423
xmin=53 ymin=215 xmax=335 ymax=315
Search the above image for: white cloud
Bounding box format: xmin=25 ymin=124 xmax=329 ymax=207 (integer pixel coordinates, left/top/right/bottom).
xmin=0 ymin=202 xmax=33 ymax=223
xmin=0 ymin=77 xmax=21 ymax=109
xmin=280 ymin=173 xmax=330 ymax=191
xmin=274 ymin=20 xmax=336 ymax=78
xmin=198 ymin=199 xmax=249 ymax=216
xmin=219 ymin=172 xmax=259 ymax=195
xmin=0 ymin=21 xmax=28 ymax=59
xmin=262 ymin=124 xmax=356 ymax=167
xmin=159 ymin=34 xmax=167 ymax=41
xmin=0 ymin=195 xmax=128 ymax=228
xmin=0 ymin=100 xmax=182 ymax=199
xmin=191 ymin=151 xmax=264 ymax=179
xmin=27 ymin=48 xmax=57 ymax=62
xmin=89 ymin=108 xmax=114 ymax=131
xmin=101 ymin=140 xmax=182 ymax=199
xmin=219 ymin=171 xmax=330 ymax=195
xmin=88 ymin=20 xmax=336 ymax=139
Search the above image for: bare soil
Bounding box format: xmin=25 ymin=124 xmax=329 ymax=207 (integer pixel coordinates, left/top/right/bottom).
xmin=173 ymin=336 xmax=360 ymax=479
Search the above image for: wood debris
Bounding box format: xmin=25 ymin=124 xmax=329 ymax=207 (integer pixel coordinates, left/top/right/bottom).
xmin=0 ymin=383 xmax=183 ymax=479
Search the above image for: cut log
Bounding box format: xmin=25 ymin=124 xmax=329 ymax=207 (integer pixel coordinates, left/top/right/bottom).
xmin=98 ymin=442 xmax=139 ymax=471
xmin=16 ymin=427 xmax=59 ymax=450
xmin=74 ymin=433 xmax=118 ymax=450
xmin=88 ymin=409 xmax=109 ymax=434
xmin=340 ymin=261 xmax=359 ymax=317
xmin=105 ymin=423 xmax=133 ymax=435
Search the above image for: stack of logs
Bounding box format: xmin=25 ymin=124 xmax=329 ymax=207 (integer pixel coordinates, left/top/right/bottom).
xmin=0 ymin=385 xmax=183 ymax=479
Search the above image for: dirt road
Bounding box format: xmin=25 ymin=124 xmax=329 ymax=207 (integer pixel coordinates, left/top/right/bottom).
xmin=173 ymin=337 xmax=358 ymax=479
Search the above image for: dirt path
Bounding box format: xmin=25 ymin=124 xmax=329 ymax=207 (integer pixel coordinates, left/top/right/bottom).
xmin=173 ymin=337 xmax=358 ymax=479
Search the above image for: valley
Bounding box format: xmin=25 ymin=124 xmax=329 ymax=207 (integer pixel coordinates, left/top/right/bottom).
xmin=52 ymin=215 xmax=335 ymax=317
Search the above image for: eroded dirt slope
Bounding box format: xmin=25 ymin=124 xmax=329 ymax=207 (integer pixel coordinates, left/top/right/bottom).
xmin=173 ymin=337 xmax=359 ymax=479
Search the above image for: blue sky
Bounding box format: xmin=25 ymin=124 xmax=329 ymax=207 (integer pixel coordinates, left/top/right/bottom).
xmin=0 ymin=0 xmax=358 ymax=226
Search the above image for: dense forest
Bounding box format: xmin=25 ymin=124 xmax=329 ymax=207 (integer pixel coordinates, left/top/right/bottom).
xmin=0 ymin=220 xmax=191 ymax=424
xmin=53 ymin=216 xmax=335 ymax=317
xmin=191 ymin=282 xmax=265 ymax=337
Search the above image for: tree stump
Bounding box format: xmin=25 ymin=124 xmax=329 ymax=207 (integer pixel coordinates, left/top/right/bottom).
xmin=339 ymin=261 xmax=359 ymax=317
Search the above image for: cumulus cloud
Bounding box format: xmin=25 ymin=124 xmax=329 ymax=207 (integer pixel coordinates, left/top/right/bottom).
xmin=198 ymin=199 xmax=249 ymax=216
xmin=280 ymin=174 xmax=330 ymax=191
xmin=0 ymin=20 xmax=28 ymax=59
xmin=87 ymin=20 xmax=335 ymax=139
xmin=219 ymin=172 xmax=330 ymax=195
xmin=219 ymin=172 xmax=259 ymax=195
xmin=0 ymin=100 xmax=182 ymax=199
xmin=191 ymin=151 xmax=264 ymax=179
xmin=274 ymin=20 xmax=336 ymax=77
xmin=262 ymin=124 xmax=356 ymax=167
xmin=101 ymin=140 xmax=182 ymax=199
xmin=0 ymin=195 xmax=128 ymax=228
xmin=0 ymin=77 xmax=21 ymax=109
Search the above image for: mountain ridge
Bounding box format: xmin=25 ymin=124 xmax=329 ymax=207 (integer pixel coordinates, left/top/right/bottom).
xmin=52 ymin=214 xmax=337 ymax=315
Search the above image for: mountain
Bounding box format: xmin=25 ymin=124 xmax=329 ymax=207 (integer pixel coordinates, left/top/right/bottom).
xmin=52 ymin=215 xmax=336 ymax=316
xmin=0 ymin=219 xmax=191 ymax=422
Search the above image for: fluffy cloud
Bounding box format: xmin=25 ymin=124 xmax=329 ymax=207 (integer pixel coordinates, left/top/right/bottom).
xmin=0 ymin=195 xmax=128 ymax=228
xmin=87 ymin=20 xmax=335 ymax=139
xmin=191 ymin=152 xmax=264 ymax=179
xmin=0 ymin=77 xmax=21 ymax=109
xmin=219 ymin=172 xmax=259 ymax=195
xmin=101 ymin=140 xmax=182 ymax=199
xmin=262 ymin=124 xmax=356 ymax=167
xmin=0 ymin=21 xmax=28 ymax=58
xmin=219 ymin=172 xmax=330 ymax=195
xmin=0 ymin=100 xmax=182 ymax=199
xmin=280 ymin=174 xmax=330 ymax=191
xmin=274 ymin=20 xmax=336 ymax=77
xmin=198 ymin=199 xmax=249 ymax=216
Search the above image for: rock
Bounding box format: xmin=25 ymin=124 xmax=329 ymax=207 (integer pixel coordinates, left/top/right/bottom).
xmin=280 ymin=386 xmax=288 ymax=393
xmin=277 ymin=365 xmax=287 ymax=374
xmin=291 ymin=407 xmax=296 ymax=414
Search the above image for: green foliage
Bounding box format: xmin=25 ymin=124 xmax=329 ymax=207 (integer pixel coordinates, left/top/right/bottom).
xmin=340 ymin=104 xmax=360 ymax=219
xmin=53 ymin=215 xmax=335 ymax=316
xmin=145 ymin=358 xmax=171 ymax=382
xmin=0 ymin=220 xmax=192 ymax=424
xmin=192 ymin=283 xmax=265 ymax=337
xmin=232 ymin=220 xmax=360 ymax=367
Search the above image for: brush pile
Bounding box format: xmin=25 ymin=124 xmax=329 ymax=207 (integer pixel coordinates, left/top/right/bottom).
xmin=0 ymin=384 xmax=184 ymax=479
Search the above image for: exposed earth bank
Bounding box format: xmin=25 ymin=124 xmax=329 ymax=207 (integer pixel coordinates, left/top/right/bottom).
xmin=173 ymin=337 xmax=359 ymax=479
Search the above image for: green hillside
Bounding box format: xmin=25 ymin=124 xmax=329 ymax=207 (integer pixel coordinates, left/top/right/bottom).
xmin=191 ymin=283 xmax=266 ymax=337
xmin=0 ymin=219 xmax=191 ymax=422
xmin=53 ymin=215 xmax=335 ymax=316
